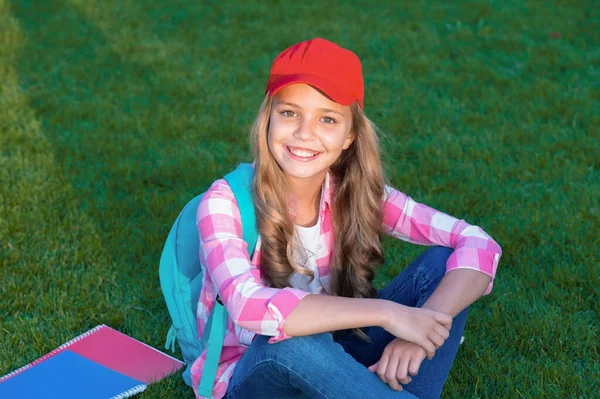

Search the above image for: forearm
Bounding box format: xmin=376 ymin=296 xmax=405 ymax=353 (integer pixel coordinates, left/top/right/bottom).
xmin=283 ymin=294 xmax=390 ymax=337
xmin=421 ymin=269 xmax=491 ymax=317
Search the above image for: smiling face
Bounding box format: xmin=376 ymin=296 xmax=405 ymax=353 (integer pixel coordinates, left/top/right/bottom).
xmin=268 ymin=84 xmax=355 ymax=187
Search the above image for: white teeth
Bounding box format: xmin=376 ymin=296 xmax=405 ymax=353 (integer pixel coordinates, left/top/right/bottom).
xmin=288 ymin=147 xmax=318 ymax=157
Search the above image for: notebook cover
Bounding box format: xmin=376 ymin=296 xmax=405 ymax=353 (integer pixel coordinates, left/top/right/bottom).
xmin=66 ymin=325 xmax=184 ymax=384
xmin=0 ymin=325 xmax=184 ymax=385
xmin=0 ymin=350 xmax=146 ymax=399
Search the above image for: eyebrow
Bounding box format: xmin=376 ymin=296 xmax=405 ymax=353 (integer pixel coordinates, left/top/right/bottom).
xmin=276 ymin=101 xmax=346 ymax=117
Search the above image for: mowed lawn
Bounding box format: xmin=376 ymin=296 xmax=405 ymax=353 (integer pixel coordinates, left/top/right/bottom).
xmin=1 ymin=0 xmax=598 ymax=397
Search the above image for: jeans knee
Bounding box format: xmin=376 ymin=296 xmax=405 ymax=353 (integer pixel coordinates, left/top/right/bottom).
xmin=416 ymin=246 xmax=453 ymax=285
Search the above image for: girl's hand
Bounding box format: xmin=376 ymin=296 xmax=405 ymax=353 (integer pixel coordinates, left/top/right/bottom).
xmin=368 ymin=338 xmax=426 ymax=391
xmin=381 ymin=302 xmax=452 ymax=359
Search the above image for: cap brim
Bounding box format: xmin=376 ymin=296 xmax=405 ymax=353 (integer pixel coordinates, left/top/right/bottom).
xmin=266 ymin=74 xmax=359 ymax=107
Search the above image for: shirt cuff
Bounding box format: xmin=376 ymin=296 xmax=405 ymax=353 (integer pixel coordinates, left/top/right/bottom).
xmin=446 ymin=247 xmax=501 ymax=295
xmin=265 ymin=287 xmax=311 ymax=343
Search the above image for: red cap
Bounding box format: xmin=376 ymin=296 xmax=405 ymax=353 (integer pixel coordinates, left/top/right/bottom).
xmin=266 ymin=38 xmax=364 ymax=108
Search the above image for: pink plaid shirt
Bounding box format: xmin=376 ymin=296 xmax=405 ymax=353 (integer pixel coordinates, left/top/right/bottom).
xmin=192 ymin=172 xmax=502 ymax=399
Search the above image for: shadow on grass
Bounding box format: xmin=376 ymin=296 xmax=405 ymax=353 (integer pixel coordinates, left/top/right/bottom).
xmin=10 ymin=0 xmax=201 ymax=396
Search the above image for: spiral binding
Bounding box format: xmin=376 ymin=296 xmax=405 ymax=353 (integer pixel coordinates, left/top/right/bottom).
xmin=109 ymin=383 xmax=147 ymax=399
xmin=0 ymin=324 xmax=106 ymax=383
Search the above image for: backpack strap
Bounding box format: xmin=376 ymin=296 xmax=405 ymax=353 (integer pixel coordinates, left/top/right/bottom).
xmin=224 ymin=163 xmax=258 ymax=257
xmin=197 ymin=163 xmax=257 ymax=398
xmin=198 ymin=304 xmax=227 ymax=397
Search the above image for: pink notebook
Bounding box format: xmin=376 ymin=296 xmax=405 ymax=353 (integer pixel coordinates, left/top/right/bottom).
xmin=0 ymin=325 xmax=184 ymax=385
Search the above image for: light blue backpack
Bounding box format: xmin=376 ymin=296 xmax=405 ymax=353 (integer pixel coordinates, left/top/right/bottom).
xmin=159 ymin=163 xmax=257 ymax=397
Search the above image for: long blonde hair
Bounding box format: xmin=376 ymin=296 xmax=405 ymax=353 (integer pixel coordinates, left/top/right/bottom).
xmin=251 ymin=95 xmax=385 ymax=315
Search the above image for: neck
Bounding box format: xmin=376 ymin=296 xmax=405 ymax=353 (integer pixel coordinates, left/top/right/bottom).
xmin=288 ymin=172 xmax=325 ymax=227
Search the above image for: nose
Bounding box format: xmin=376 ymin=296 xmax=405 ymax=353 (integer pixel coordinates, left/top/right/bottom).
xmin=293 ymin=117 xmax=316 ymax=141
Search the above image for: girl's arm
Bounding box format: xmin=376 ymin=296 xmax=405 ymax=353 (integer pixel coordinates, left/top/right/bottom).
xmin=198 ymin=179 xmax=311 ymax=343
xmin=382 ymin=186 xmax=502 ymax=312
xmin=421 ymin=268 xmax=491 ymax=317
xmin=283 ymin=293 xmax=452 ymax=358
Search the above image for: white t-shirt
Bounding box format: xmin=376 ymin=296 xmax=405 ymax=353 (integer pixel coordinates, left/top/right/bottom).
xmin=289 ymin=218 xmax=325 ymax=294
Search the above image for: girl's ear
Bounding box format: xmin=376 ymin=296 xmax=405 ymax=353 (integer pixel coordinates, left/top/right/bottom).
xmin=342 ymin=131 xmax=356 ymax=150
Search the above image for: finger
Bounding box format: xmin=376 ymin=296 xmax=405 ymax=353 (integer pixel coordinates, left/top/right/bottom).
xmin=396 ymin=354 xmax=411 ymax=385
xmin=435 ymin=323 xmax=450 ymax=340
xmin=408 ymin=352 xmax=425 ymax=376
xmin=420 ymin=339 xmax=436 ymax=359
xmin=384 ymin=354 xmax=402 ymax=391
xmin=441 ymin=320 xmax=452 ymax=334
xmin=368 ymin=361 xmax=378 ymax=372
xmin=376 ymin=354 xmax=390 ymax=383
xmin=435 ymin=312 xmax=453 ymax=328
xmin=429 ymin=331 xmax=446 ymax=348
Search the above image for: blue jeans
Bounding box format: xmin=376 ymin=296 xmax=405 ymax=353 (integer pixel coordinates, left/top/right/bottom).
xmin=225 ymin=247 xmax=469 ymax=399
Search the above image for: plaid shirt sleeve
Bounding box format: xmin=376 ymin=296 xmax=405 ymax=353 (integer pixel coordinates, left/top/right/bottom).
xmin=197 ymin=179 xmax=310 ymax=343
xmin=382 ymin=186 xmax=502 ymax=294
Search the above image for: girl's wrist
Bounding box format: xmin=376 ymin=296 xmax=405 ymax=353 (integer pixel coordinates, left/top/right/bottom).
xmin=376 ymin=299 xmax=403 ymax=330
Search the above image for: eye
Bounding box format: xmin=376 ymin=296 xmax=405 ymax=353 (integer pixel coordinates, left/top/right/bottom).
xmin=321 ymin=116 xmax=336 ymax=124
xmin=281 ymin=110 xmax=296 ymax=117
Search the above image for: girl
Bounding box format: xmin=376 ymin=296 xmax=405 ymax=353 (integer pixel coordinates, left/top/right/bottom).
xmin=193 ymin=38 xmax=501 ymax=399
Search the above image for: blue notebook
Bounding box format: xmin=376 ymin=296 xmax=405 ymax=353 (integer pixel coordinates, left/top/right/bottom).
xmin=0 ymin=350 xmax=146 ymax=399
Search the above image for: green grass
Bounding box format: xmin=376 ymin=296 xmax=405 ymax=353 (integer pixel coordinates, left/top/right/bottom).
xmin=1 ymin=0 xmax=598 ymax=397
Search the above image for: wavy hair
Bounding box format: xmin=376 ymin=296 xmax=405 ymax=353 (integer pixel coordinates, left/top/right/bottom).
xmin=251 ymin=95 xmax=385 ymax=337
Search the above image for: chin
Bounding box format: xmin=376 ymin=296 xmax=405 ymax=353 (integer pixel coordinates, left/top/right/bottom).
xmin=280 ymin=164 xmax=326 ymax=181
